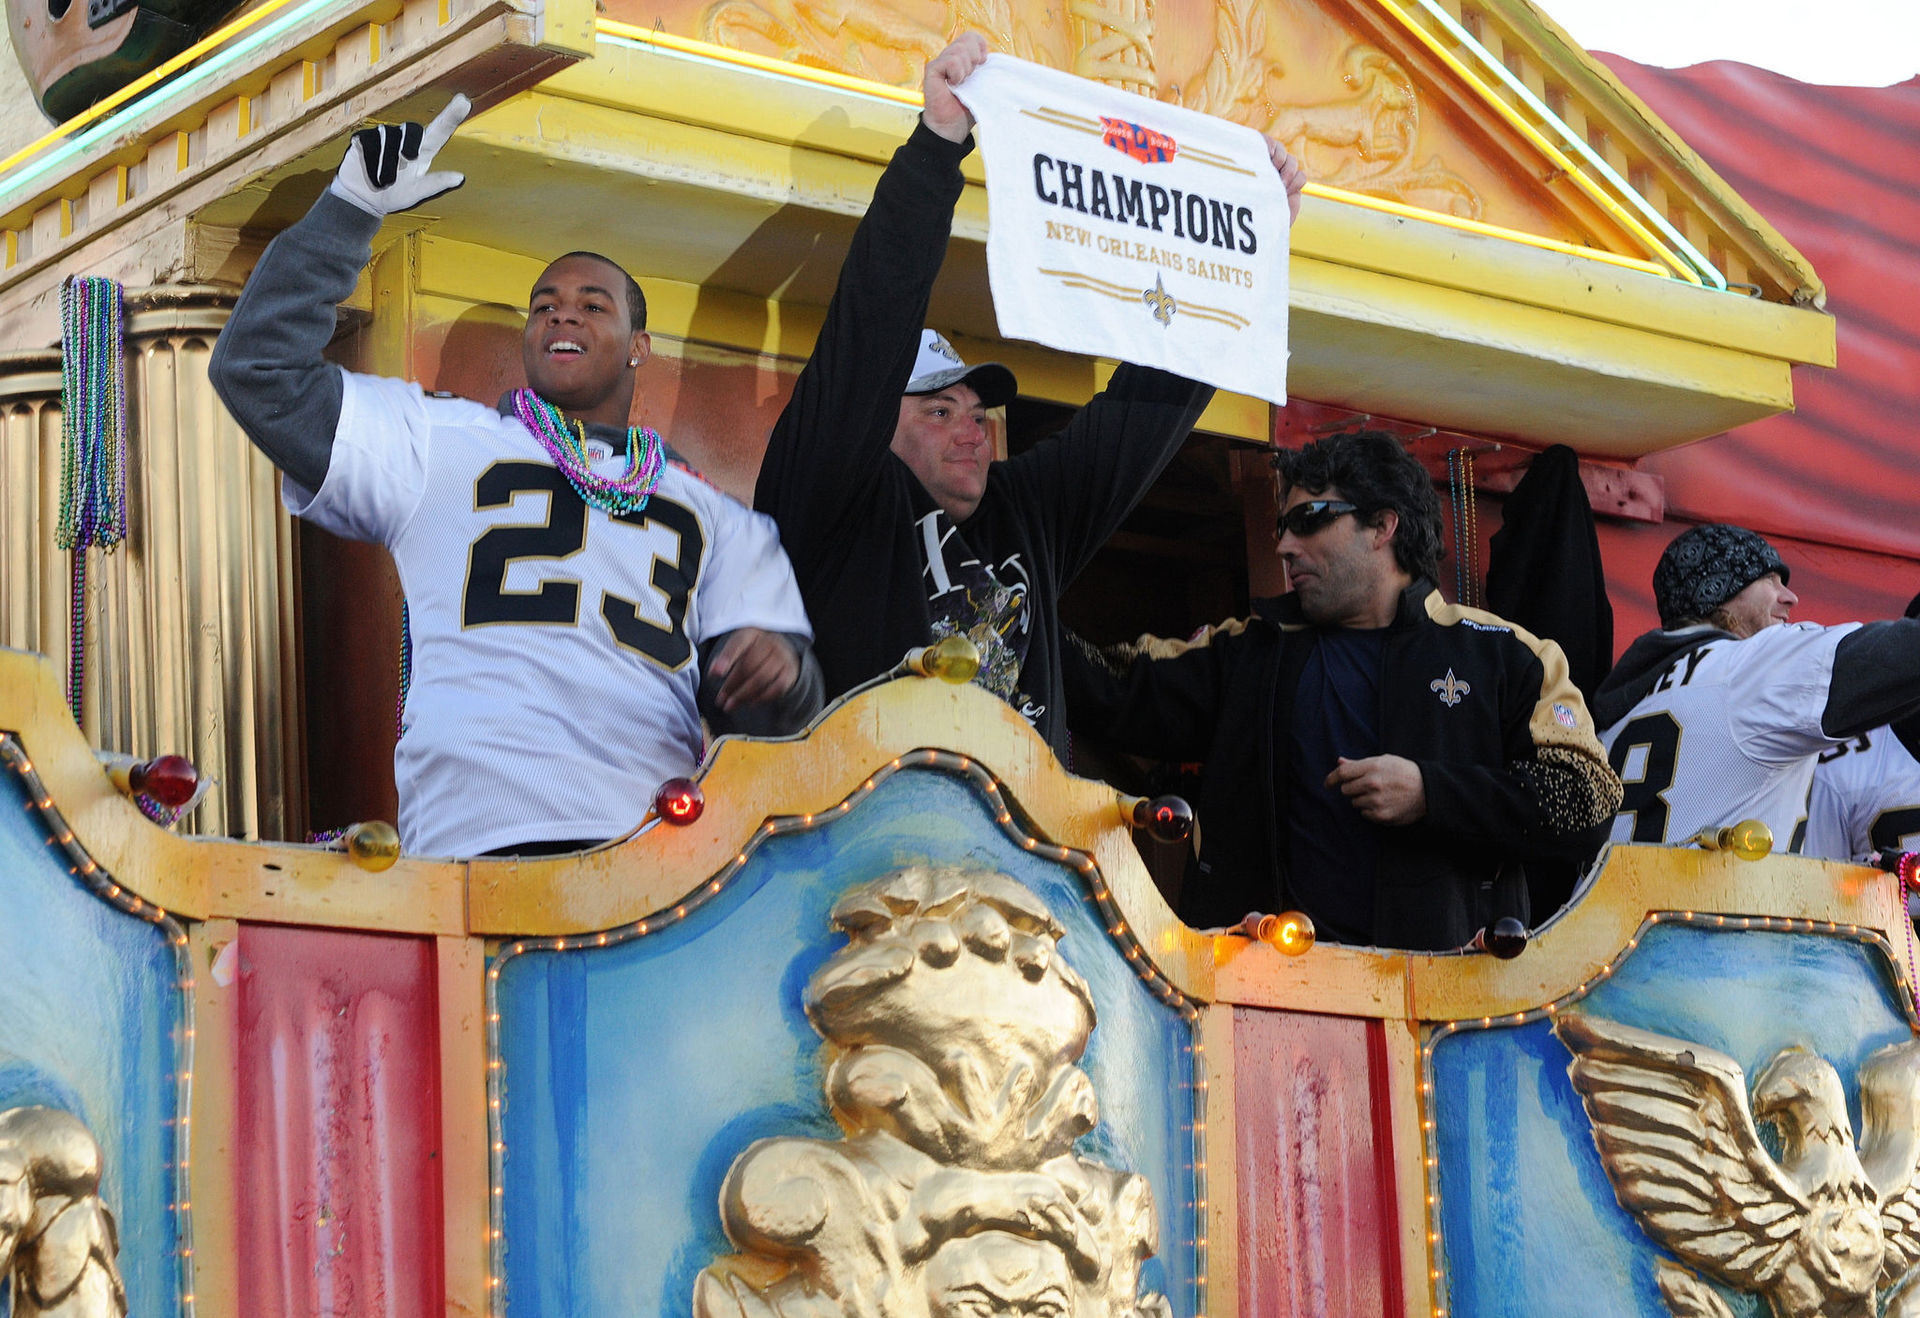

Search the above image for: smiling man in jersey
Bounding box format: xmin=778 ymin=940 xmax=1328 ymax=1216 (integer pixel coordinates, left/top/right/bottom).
xmin=210 ymin=96 xmax=821 ymax=858
xmin=1593 ymin=524 xmax=1920 ymax=852
xmin=754 ymin=35 xmax=1307 ymax=760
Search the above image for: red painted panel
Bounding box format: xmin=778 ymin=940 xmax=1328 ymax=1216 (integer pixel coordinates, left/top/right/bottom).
xmin=234 ymin=924 xmax=445 ymax=1318
xmin=1234 ymin=1008 xmax=1400 ymax=1317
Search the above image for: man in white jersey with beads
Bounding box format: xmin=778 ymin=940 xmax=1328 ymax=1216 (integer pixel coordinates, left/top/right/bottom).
xmin=1592 ymin=525 xmax=1920 ymax=852
xmin=1805 ymin=592 xmax=1920 ymax=864
xmin=210 ymin=97 xmax=822 ymax=858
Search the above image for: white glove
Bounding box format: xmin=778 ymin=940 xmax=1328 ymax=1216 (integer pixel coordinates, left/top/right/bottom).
xmin=328 ymin=94 xmax=469 ymax=217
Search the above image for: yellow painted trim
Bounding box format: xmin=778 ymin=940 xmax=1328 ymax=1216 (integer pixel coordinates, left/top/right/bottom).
xmin=1305 ymin=183 xmax=1668 ymax=279
xmin=187 ymin=918 xmax=240 ymax=1318
xmin=1209 ymin=843 xmax=1915 ymax=1026
xmin=1291 ymin=201 xmax=1833 ymax=368
xmin=588 ymin=17 xmax=1696 ymax=289
xmin=437 ymin=935 xmax=491 ymax=1318
xmin=1382 ymin=1017 xmax=1437 ymax=1315
xmin=1291 ymin=257 xmax=1795 ymax=407
xmin=0 ymin=0 xmax=316 ymax=179
xmin=1199 ymin=1005 xmax=1239 ymax=1318
xmin=1368 ymin=0 xmax=1702 ymax=284
xmin=0 ymin=647 xmax=466 ymax=928
xmin=596 ymin=20 xmax=922 ymax=109
xmin=466 ymin=678 xmax=1213 ymax=1003
xmin=464 ymin=79 xmax=1829 ymax=375
xmin=1484 ymin=0 xmax=1823 ymax=304
xmin=1406 ymin=845 xmax=1915 ymax=1021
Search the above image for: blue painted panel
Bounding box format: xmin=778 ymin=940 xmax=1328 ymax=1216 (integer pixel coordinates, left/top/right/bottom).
xmin=0 ymin=760 xmax=184 ymax=1315
xmin=1432 ymin=923 xmax=1910 ymax=1317
xmin=495 ymin=768 xmax=1199 ymax=1316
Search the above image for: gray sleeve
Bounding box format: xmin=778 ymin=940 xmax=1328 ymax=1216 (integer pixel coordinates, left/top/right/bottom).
xmin=697 ymin=632 xmax=826 ymax=737
xmin=1823 ymin=618 xmax=1920 ymax=738
xmin=209 ymin=190 xmax=383 ymax=492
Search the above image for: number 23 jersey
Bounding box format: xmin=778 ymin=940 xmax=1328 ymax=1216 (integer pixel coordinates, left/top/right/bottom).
xmin=1600 ymin=621 xmax=1861 ymax=849
xmin=286 ymin=372 xmax=812 ymax=858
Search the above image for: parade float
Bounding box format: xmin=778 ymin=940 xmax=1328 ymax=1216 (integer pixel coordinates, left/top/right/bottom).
xmin=0 ymin=0 xmax=1901 ymax=1313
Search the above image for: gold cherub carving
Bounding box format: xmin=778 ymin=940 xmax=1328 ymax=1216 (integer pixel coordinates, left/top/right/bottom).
xmin=695 ymin=864 xmax=1172 ymax=1318
xmin=0 ymin=1106 xmax=129 ymax=1318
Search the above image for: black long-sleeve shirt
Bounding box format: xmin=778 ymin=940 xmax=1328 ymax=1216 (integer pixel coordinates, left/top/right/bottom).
xmin=753 ymin=122 xmax=1214 ymax=761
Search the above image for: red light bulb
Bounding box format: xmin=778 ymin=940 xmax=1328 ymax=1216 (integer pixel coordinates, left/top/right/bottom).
xmin=654 ymin=777 xmax=704 ymax=825
xmin=128 ymin=755 xmax=199 ymax=809
xmin=1130 ymin=794 xmax=1193 ymax=844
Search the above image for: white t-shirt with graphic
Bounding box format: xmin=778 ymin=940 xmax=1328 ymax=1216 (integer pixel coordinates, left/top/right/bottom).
xmin=287 ymin=371 xmax=810 ymax=857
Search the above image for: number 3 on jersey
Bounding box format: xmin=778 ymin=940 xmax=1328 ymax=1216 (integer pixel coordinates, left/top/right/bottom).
xmin=462 ymin=462 xmax=704 ymax=668
xmin=1609 ymin=712 xmax=1681 ymax=842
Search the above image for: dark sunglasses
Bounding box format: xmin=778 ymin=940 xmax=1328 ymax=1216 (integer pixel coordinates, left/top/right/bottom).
xmin=1278 ymin=499 xmax=1361 ymax=537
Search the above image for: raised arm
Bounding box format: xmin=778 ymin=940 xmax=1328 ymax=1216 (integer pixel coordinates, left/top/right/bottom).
xmin=997 ymin=139 xmax=1305 ymax=582
xmin=210 ymin=98 xmax=468 ymax=491
xmin=1062 ymin=629 xmax=1231 ymax=764
xmin=1824 ymin=618 xmax=1920 ymax=737
xmin=751 ymin=38 xmax=982 ymax=563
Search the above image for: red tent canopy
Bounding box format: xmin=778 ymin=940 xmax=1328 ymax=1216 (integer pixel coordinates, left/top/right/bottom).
xmin=1590 ymin=58 xmax=1920 ymax=638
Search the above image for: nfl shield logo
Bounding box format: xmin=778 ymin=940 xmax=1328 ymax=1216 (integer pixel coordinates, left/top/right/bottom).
xmin=1553 ymin=703 xmax=1578 ymax=728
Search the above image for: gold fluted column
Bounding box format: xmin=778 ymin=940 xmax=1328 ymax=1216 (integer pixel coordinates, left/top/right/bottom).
xmin=0 ymin=289 xmax=304 ymax=841
xmin=0 ymin=351 xmax=64 ymax=666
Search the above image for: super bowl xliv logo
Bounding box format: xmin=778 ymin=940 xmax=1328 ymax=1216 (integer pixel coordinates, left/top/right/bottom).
xmin=1100 ymin=117 xmax=1178 ymax=165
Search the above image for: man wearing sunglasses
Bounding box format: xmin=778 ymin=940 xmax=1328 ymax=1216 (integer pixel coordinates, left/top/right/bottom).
xmin=1070 ymin=430 xmax=1621 ymax=952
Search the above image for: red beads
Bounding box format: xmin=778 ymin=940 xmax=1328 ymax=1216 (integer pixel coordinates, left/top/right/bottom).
xmin=128 ymin=755 xmax=199 ymax=808
xmin=654 ymin=778 xmax=704 ymax=826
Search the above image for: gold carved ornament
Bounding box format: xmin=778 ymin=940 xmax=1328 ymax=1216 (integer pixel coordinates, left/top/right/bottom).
xmin=690 ymin=0 xmax=1482 ymax=217
xmin=696 ymin=865 xmax=1173 ymax=1318
xmin=1556 ymin=1011 xmax=1920 ymax=1318
xmin=0 ymin=1107 xmax=129 ymax=1318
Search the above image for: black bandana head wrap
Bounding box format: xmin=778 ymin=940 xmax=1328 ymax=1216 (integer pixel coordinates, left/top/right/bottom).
xmin=1653 ymin=524 xmax=1790 ymax=629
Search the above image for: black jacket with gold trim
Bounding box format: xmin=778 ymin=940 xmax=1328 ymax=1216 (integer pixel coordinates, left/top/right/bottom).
xmin=1074 ymin=580 xmax=1621 ymax=950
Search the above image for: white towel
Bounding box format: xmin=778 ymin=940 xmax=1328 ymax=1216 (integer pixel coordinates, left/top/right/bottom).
xmin=952 ymin=54 xmax=1289 ymax=405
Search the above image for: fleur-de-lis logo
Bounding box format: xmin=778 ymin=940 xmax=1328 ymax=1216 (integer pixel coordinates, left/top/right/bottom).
xmin=1142 ymin=273 xmax=1177 ymax=326
xmin=1431 ymin=669 xmax=1470 ymax=707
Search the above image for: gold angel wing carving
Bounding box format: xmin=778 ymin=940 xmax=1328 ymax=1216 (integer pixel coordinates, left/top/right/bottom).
xmin=1556 ymin=1011 xmax=1808 ymax=1288
xmin=1556 ymin=1011 xmax=1887 ymax=1318
xmin=1858 ymin=1037 xmax=1920 ymax=1292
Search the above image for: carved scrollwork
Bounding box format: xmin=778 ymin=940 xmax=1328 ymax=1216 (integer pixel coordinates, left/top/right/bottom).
xmin=695 ymin=865 xmax=1171 ymax=1318
xmin=1266 ymin=44 xmax=1481 ymax=219
xmin=0 ymin=1107 xmax=128 ymax=1318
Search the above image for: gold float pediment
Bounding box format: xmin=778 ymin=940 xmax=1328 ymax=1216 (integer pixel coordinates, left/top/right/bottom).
xmin=603 ymin=0 xmax=1818 ymax=302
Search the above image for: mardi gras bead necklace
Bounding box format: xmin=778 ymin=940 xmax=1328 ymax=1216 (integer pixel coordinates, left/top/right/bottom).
xmin=511 ymin=388 xmax=663 ymax=515
xmin=57 ymin=275 xmax=128 ymax=720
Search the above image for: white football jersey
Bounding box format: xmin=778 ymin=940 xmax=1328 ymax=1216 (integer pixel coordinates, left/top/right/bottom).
xmin=1805 ymin=729 xmax=1920 ymax=863
xmin=287 ymin=371 xmax=811 ymax=857
xmin=1601 ymin=621 xmax=1861 ymax=849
